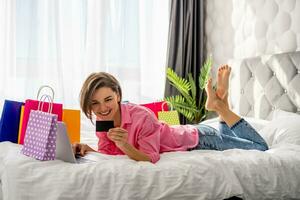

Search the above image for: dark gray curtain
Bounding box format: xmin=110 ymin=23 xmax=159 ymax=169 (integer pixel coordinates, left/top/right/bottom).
xmin=165 ymin=0 xmax=206 ymax=124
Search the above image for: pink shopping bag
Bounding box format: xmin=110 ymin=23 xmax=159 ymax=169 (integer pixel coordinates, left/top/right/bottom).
xmin=21 ymin=95 xmax=58 ymax=161
xmin=19 ymin=86 xmax=62 ymax=145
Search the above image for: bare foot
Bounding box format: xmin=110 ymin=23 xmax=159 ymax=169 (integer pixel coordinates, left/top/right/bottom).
xmin=205 ymin=78 xmax=219 ymax=111
xmin=216 ymin=65 xmax=231 ymax=100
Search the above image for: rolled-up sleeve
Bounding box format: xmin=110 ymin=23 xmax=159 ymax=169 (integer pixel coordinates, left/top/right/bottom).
xmin=137 ymin=116 xmax=161 ymax=163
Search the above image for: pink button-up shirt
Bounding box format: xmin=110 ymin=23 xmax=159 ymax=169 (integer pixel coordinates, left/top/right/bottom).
xmin=96 ymin=103 xmax=199 ymax=163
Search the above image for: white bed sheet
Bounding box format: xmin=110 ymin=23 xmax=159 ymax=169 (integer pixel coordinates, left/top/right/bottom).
xmin=0 ymin=118 xmax=300 ymax=200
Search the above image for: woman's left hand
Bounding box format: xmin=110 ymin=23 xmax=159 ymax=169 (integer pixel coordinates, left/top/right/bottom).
xmin=107 ymin=127 xmax=128 ymax=147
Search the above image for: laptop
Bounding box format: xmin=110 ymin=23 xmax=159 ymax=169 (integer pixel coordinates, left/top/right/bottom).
xmin=55 ymin=122 xmax=95 ymax=164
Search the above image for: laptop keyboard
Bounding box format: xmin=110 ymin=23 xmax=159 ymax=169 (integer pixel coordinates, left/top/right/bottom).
xmin=75 ymin=154 xmax=96 ymax=164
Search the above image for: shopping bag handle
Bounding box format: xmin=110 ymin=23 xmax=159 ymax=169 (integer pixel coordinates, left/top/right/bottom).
xmin=161 ymin=101 xmax=174 ymax=111
xmin=38 ymin=94 xmax=53 ymax=113
xmin=36 ymin=85 xmax=55 ymax=101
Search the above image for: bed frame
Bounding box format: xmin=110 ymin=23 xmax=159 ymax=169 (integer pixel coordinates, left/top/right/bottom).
xmin=1 ymin=51 xmax=300 ymax=200
xmin=229 ymin=51 xmax=300 ymax=119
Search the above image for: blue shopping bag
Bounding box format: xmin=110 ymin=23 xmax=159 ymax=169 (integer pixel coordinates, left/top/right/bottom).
xmin=0 ymin=100 xmax=24 ymax=143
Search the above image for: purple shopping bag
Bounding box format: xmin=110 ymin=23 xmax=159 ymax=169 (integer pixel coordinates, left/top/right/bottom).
xmin=19 ymin=85 xmax=62 ymax=145
xmin=21 ymin=95 xmax=58 ymax=161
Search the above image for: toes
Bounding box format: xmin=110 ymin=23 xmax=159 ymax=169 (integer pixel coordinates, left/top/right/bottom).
xmin=205 ymin=78 xmax=212 ymax=90
xmin=208 ymin=78 xmax=212 ymax=86
xmin=206 ymin=78 xmax=212 ymax=87
xmin=218 ymin=65 xmax=226 ymax=71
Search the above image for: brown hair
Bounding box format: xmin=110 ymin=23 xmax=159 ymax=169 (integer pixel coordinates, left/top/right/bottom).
xmin=79 ymin=72 xmax=122 ymax=121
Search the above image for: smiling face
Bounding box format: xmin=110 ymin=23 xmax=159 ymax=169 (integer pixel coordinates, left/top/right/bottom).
xmin=91 ymin=87 xmax=121 ymax=121
xmin=80 ymin=72 xmax=123 ymax=124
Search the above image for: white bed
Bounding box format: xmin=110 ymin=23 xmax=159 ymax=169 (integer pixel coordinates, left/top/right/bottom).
xmin=1 ymin=51 xmax=300 ymax=200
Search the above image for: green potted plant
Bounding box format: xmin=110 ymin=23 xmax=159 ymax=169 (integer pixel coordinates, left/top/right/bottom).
xmin=165 ymin=56 xmax=212 ymax=124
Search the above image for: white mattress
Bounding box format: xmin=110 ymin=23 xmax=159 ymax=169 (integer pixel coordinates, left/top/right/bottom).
xmin=1 ymin=117 xmax=300 ymax=200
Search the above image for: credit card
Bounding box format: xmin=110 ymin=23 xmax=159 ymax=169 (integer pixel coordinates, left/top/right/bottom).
xmin=96 ymin=120 xmax=114 ymax=132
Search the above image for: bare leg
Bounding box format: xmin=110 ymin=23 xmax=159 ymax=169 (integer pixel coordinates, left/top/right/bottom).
xmin=218 ymin=94 xmax=230 ymax=122
xmin=216 ymin=64 xmax=231 ymax=100
xmin=201 ymin=79 xmax=268 ymax=151
xmin=205 ymin=78 xmax=240 ymax=127
xmin=216 ymin=65 xmax=231 ymax=122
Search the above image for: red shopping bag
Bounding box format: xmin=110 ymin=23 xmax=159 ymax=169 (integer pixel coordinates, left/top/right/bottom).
xmin=140 ymin=101 xmax=168 ymax=118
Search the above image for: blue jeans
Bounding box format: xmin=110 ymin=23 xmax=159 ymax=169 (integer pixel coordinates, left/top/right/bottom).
xmin=190 ymin=119 xmax=268 ymax=151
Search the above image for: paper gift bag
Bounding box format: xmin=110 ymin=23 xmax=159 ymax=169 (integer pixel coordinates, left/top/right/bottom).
xmin=21 ymin=95 xmax=58 ymax=161
xmin=140 ymin=101 xmax=169 ymax=118
xmin=19 ymin=85 xmax=63 ymax=145
xmin=158 ymin=102 xmax=180 ymax=125
xmin=62 ymin=109 xmax=80 ymax=144
xmin=0 ymin=100 xmax=24 ymax=143
xmin=17 ymin=105 xmax=25 ymax=144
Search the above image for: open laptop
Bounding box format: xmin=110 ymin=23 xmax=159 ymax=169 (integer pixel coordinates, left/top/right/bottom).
xmin=55 ymin=122 xmax=95 ymax=164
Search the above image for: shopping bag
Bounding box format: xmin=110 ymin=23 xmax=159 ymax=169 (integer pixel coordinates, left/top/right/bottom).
xmin=19 ymin=85 xmax=63 ymax=145
xmin=21 ymin=95 xmax=58 ymax=161
xmin=0 ymin=100 xmax=24 ymax=143
xmin=140 ymin=101 xmax=169 ymax=118
xmin=158 ymin=102 xmax=180 ymax=125
xmin=62 ymin=109 xmax=80 ymax=144
xmin=17 ymin=105 xmax=25 ymax=144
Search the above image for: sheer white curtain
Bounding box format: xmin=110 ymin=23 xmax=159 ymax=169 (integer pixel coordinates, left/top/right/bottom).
xmin=85 ymin=0 xmax=169 ymax=103
xmin=1 ymin=0 xmax=87 ymax=108
xmin=0 ymin=0 xmax=169 ymax=131
xmin=0 ymin=0 xmax=16 ymax=103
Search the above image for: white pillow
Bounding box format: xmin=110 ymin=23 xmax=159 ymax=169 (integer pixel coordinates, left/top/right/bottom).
xmin=259 ymin=113 xmax=300 ymax=147
xmin=272 ymin=109 xmax=300 ymax=119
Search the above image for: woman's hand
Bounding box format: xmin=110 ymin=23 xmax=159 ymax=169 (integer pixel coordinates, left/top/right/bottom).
xmin=107 ymin=127 xmax=150 ymax=162
xmin=107 ymin=127 xmax=128 ymax=147
xmin=72 ymin=143 xmax=95 ymax=156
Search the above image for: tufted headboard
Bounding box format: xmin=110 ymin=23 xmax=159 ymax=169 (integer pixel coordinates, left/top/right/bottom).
xmin=228 ymin=51 xmax=300 ymax=120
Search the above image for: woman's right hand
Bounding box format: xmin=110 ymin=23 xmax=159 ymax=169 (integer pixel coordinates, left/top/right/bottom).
xmin=72 ymin=143 xmax=95 ymax=156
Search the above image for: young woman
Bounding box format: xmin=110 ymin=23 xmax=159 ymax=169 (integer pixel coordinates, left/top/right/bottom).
xmin=72 ymin=66 xmax=268 ymax=163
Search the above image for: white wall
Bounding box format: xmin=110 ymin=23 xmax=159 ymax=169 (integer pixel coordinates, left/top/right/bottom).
xmin=205 ymin=0 xmax=300 ymax=69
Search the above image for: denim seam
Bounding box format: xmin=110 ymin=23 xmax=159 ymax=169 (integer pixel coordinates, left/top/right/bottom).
xmin=230 ymin=118 xmax=244 ymax=130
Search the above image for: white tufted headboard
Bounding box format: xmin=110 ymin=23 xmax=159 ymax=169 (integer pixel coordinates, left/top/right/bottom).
xmin=205 ymin=0 xmax=300 ymax=68
xmin=228 ymin=51 xmax=300 ymax=120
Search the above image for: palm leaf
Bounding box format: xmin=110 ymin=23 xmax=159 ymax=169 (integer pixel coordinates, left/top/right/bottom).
xmin=165 ymin=56 xmax=213 ymax=123
xmin=166 ymin=68 xmax=191 ymax=93
xmin=199 ymin=56 xmax=212 ymax=89
xmin=166 ymin=68 xmax=195 ymax=105
xmin=188 ymin=73 xmax=196 ymax=100
xmin=178 ymin=108 xmax=194 ymax=122
xmin=165 ymin=96 xmax=198 ymax=112
xmin=165 ymin=95 xmax=199 ymax=122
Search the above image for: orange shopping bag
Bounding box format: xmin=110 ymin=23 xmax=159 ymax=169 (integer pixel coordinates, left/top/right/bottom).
xmin=17 ymin=105 xmax=25 ymax=144
xmin=62 ymin=109 xmax=81 ymax=144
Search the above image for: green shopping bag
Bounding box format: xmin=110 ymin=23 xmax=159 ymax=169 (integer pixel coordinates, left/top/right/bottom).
xmin=158 ymin=102 xmax=180 ymax=125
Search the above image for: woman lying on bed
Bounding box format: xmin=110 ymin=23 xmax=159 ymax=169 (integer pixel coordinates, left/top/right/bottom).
xmin=72 ymin=65 xmax=268 ymax=163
